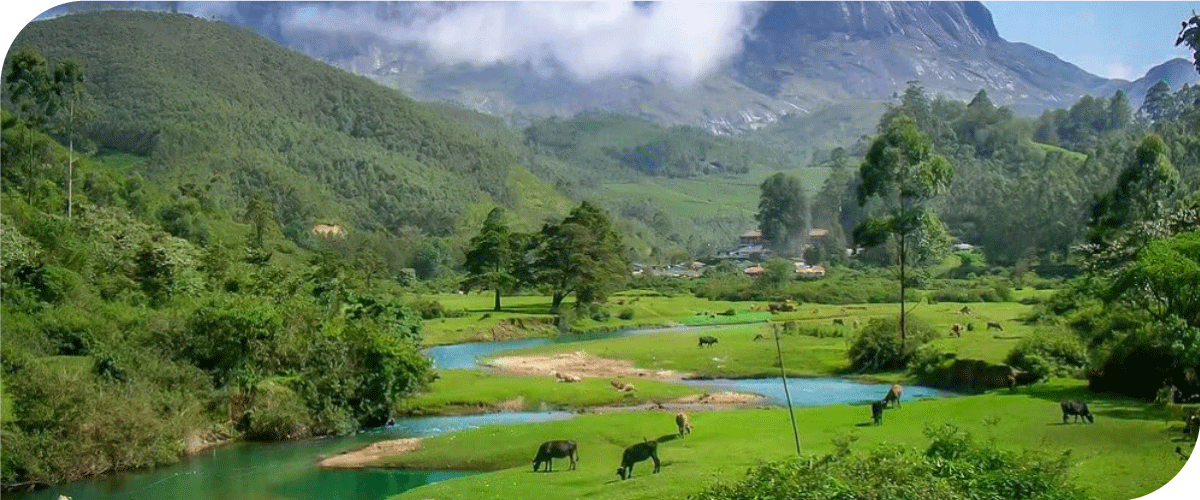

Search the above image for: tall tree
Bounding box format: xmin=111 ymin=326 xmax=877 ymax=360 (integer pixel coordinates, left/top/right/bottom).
xmin=462 ymin=207 xmax=515 ymax=311
xmin=51 ymin=58 xmax=92 ymax=219
xmin=4 ymin=46 xmax=53 ymax=204
xmin=1178 ymin=12 xmax=1200 ymax=75
xmin=756 ymin=173 xmax=809 ymax=255
xmin=533 ymin=201 xmax=629 ymax=313
xmin=1088 ymin=134 xmax=1181 ymax=245
xmin=1141 ymin=81 xmax=1176 ymax=122
xmin=854 ymin=112 xmax=954 ymax=350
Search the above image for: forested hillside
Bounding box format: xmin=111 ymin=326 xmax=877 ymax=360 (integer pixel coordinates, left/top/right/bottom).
xmin=808 ymin=83 xmax=1200 ymax=268
xmin=10 ymin=10 xmax=522 ymax=238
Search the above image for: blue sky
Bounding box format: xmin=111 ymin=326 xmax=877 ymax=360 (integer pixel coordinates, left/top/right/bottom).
xmin=984 ymin=1 xmax=1197 ymax=80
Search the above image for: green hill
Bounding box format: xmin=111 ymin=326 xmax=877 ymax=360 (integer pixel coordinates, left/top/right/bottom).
xmin=11 ymin=10 xmax=529 ymax=237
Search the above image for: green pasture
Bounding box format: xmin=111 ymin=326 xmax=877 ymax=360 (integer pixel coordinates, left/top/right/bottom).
xmin=417 ymin=291 xmax=773 ymax=346
xmin=381 ymin=378 xmax=1195 ymax=500
xmin=480 ymin=301 xmax=1044 ymax=381
xmin=398 ymin=370 xmax=703 ymax=416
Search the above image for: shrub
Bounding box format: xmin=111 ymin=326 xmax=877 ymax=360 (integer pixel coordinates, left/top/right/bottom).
xmin=1005 ymin=329 xmax=1089 ymax=378
xmin=617 ymin=308 xmax=635 ymax=320
xmin=908 ymin=344 xmax=956 ymax=382
xmin=847 ymin=316 xmax=940 ymax=372
xmin=691 ymin=423 xmax=1093 ymax=500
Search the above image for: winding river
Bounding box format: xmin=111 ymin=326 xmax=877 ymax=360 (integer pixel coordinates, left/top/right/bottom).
xmin=8 ymin=324 xmax=950 ymax=500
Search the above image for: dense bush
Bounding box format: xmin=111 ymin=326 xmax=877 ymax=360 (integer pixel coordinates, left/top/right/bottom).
xmin=617 ymin=308 xmax=635 ymax=320
xmin=690 ymin=423 xmax=1093 ymax=500
xmin=847 ymin=316 xmax=940 ymax=372
xmin=1005 ymin=329 xmax=1089 ymax=378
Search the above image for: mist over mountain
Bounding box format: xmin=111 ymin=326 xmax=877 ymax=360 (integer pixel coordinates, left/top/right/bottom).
xmin=35 ymin=1 xmax=1198 ymax=134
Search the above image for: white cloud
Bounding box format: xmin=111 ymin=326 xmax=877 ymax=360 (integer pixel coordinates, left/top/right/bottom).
xmin=279 ymin=2 xmax=765 ymax=85
xmin=1104 ymin=62 xmax=1132 ymax=80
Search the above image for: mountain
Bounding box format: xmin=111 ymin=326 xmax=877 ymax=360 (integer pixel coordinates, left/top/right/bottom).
xmin=35 ymin=1 xmax=1145 ymax=137
xmin=1102 ymin=58 xmax=1200 ymax=109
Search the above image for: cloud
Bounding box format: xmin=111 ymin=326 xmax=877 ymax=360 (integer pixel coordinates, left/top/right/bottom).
xmin=278 ymin=1 xmax=766 ymax=85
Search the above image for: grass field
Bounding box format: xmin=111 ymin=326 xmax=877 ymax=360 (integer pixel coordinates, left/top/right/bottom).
xmin=416 ymin=288 xmax=1046 ymax=349
xmin=384 ymin=378 xmax=1196 ymax=500
xmin=398 ymin=370 xmax=704 ymax=416
xmin=477 ymin=300 xmax=1045 ymax=380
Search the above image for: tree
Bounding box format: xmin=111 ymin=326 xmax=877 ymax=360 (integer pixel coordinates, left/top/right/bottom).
xmin=462 ymin=207 xmax=515 ymax=311
xmin=532 ymin=201 xmax=629 ymax=313
xmin=1178 ymin=12 xmax=1200 ymax=75
xmin=755 ymin=173 xmax=809 ymax=255
xmin=4 ymin=46 xmax=53 ymax=204
xmin=1140 ymin=81 xmax=1175 ymax=122
xmin=854 ymin=112 xmax=953 ymax=350
xmin=50 ymin=58 xmax=92 ymax=219
xmin=1087 ymin=134 xmax=1181 ymax=247
xmin=1107 ymin=90 xmax=1133 ymax=131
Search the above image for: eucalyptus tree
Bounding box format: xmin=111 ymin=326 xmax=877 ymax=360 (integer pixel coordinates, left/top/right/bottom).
xmin=756 ymin=172 xmax=809 ymax=255
xmin=854 ymin=112 xmax=953 ymax=349
xmin=3 ymin=46 xmax=53 ymax=203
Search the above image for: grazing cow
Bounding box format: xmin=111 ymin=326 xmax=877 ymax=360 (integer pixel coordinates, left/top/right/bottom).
xmin=1060 ymin=400 xmax=1095 ymax=424
xmin=986 ymin=321 xmax=1003 ymax=331
xmin=753 ymin=333 xmax=766 ymax=341
xmin=533 ymin=440 xmax=578 ymax=472
xmin=551 ymin=371 xmax=582 ymax=383
xmin=616 ymin=439 xmax=660 ymax=480
xmin=950 ymin=323 xmax=964 ymax=337
xmin=959 ymin=306 xmax=972 ymax=315
xmin=871 ymin=400 xmax=885 ymax=425
xmin=883 ymin=384 xmax=903 ymax=408
xmin=675 ymin=412 xmax=693 ymax=436
xmin=698 ymin=336 xmax=719 ymax=347
xmin=611 ymin=380 xmax=637 ymax=392
xmin=833 ymin=318 xmax=845 ymax=326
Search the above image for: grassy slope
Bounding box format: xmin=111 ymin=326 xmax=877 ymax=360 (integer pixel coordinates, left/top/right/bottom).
xmin=398 ymin=370 xmax=703 ymax=416
xmin=384 ymin=378 xmax=1195 ymax=500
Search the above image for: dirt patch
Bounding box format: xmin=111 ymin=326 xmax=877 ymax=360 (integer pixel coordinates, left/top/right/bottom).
xmin=484 ymin=351 xmax=693 ymax=380
xmin=318 ymin=438 xmax=422 ymax=469
xmin=495 ymin=396 xmax=526 ymax=411
xmin=181 ymin=428 xmax=232 ymax=455
xmin=673 ymin=391 xmax=765 ymax=405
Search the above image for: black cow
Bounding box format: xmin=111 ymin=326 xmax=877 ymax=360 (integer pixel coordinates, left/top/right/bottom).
xmin=698 ymin=336 xmax=718 ymax=347
xmin=1184 ymin=414 xmax=1200 ymax=435
xmin=616 ymin=439 xmax=660 ymax=480
xmin=1060 ymin=400 xmax=1094 ymax=424
xmin=871 ymin=400 xmax=885 ymax=425
xmin=533 ymin=440 xmax=578 ymax=472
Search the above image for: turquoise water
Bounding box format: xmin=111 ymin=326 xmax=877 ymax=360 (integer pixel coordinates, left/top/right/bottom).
xmin=12 ymin=325 xmax=952 ymax=500
xmin=6 ymin=412 xmax=572 ymax=500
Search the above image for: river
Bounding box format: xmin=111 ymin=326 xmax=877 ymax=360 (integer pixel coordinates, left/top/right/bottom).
xmin=9 ymin=324 xmax=950 ymax=500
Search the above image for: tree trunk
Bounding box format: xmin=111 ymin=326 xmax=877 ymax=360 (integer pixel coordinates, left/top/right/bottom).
xmin=550 ymin=291 xmax=566 ymax=314
xmin=493 ymin=288 xmax=502 ymax=312
xmin=899 ymin=234 xmax=907 ymax=352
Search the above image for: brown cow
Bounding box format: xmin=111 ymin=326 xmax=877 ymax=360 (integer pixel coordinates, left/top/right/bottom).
xmin=950 ymin=324 xmax=964 ymax=337
xmin=959 ymin=306 xmax=972 ymax=315
xmin=833 ymin=318 xmax=845 ymax=326
xmin=986 ymin=321 xmax=1003 ymax=331
xmin=675 ymin=412 xmax=693 ymax=436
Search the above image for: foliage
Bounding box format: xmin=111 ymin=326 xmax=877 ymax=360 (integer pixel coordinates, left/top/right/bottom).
xmin=531 ymin=201 xmax=629 ymax=312
xmin=1005 ymin=329 xmax=1090 ymax=378
xmin=1176 ymin=12 xmax=1200 ymax=75
xmin=847 ymin=316 xmax=940 ymax=372
xmin=755 ymin=172 xmax=809 ymax=254
xmin=461 ymin=207 xmax=516 ymax=311
xmin=855 ymin=108 xmax=953 ymax=348
xmin=690 ymin=424 xmax=1093 ymax=500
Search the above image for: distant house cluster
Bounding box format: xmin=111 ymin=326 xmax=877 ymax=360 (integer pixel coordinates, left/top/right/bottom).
xmin=636 ymin=227 xmax=830 ymax=280
xmin=631 ymin=262 xmax=706 ymax=278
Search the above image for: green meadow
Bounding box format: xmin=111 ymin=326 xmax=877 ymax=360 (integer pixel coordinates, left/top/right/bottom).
xmin=384 ymin=378 xmax=1196 ymax=500
xmin=397 ymin=370 xmax=704 ymax=416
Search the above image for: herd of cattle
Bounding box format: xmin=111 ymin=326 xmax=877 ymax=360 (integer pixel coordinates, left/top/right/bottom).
xmin=530 ymin=310 xmax=1200 ymax=481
